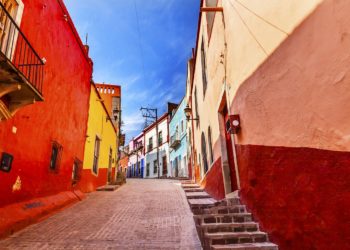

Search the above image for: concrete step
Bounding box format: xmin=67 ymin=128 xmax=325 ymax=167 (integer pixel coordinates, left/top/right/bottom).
xmin=200 ymin=222 xmax=259 ymax=233
xmin=211 ymin=242 xmax=278 ymax=250
xmin=195 ymin=205 xmax=246 ymax=215
xmin=186 ymin=191 xmax=212 ymax=199
xmin=204 ymin=231 xmax=268 ymax=246
xmin=96 ymin=185 xmax=120 ymax=191
xmin=183 ymin=188 xmax=204 ymax=192
xmin=194 ymin=213 xmax=253 ymax=224
xmin=188 ymin=198 xmax=218 ymax=211
xmin=182 ymin=184 xmax=201 ymax=189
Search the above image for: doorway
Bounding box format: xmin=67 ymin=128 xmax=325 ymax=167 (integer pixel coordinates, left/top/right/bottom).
xmin=222 ymin=106 xmax=238 ymax=192
xmin=107 ymin=147 xmax=112 ymax=184
xmin=162 ymin=156 xmax=167 ymax=176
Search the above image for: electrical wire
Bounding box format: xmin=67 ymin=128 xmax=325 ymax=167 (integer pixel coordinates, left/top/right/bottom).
xmin=133 ymin=0 xmax=146 ymax=80
xmin=234 ymin=0 xmax=289 ymax=35
xmin=227 ymin=0 xmax=268 ymax=56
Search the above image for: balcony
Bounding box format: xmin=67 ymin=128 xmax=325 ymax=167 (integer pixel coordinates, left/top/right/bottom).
xmin=0 ymin=2 xmax=44 ymax=121
xmin=147 ymin=144 xmax=153 ymax=152
xmin=170 ymin=133 xmax=181 ymax=149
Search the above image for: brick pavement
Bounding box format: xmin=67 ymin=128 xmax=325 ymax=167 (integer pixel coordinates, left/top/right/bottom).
xmin=0 ymin=179 xmax=202 ymax=250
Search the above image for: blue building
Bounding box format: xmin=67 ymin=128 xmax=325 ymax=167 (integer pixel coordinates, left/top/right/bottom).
xmin=169 ymin=98 xmax=188 ymax=177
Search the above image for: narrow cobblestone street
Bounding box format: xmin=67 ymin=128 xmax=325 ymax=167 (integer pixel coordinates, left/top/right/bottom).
xmin=0 ymin=179 xmax=201 ymax=250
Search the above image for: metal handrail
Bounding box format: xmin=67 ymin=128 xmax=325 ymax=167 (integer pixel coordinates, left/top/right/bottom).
xmin=0 ymin=1 xmax=44 ymax=94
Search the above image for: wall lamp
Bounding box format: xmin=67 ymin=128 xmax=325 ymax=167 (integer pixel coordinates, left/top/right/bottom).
xmin=184 ymin=105 xmax=199 ymax=121
xmin=106 ymin=109 xmax=121 ymax=122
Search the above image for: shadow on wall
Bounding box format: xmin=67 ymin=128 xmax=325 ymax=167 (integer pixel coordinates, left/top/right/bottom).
xmin=231 ymin=1 xmax=350 ymax=249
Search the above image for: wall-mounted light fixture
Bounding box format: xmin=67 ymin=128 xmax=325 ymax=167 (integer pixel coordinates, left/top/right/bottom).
xmin=184 ymin=105 xmax=199 ymax=121
xmin=106 ymin=109 xmax=121 ymax=122
xmin=229 ymin=114 xmax=241 ymax=134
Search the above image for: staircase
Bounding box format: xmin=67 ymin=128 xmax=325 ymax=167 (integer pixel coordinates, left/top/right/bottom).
xmin=182 ymin=181 xmax=278 ymax=250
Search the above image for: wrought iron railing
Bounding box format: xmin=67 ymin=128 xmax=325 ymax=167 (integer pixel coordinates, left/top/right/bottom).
xmin=0 ymin=2 xmax=44 ymax=95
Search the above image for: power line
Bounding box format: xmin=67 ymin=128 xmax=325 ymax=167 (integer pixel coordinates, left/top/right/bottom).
xmin=234 ymin=0 xmax=289 ymax=35
xmin=133 ymin=0 xmax=146 ymax=79
xmin=227 ymin=0 xmax=268 ymax=56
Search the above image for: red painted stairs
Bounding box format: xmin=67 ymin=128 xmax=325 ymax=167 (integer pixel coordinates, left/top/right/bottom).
xmin=182 ymin=181 xmax=278 ymax=250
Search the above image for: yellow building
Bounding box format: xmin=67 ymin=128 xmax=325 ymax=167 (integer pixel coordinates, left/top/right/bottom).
xmin=79 ymin=83 xmax=118 ymax=192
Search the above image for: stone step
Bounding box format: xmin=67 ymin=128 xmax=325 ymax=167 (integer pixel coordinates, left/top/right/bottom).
xmin=182 ymin=184 xmax=201 ymax=189
xmin=211 ymin=242 xmax=278 ymax=250
xmin=204 ymin=231 xmax=268 ymax=246
xmin=183 ymin=188 xmax=204 ymax=192
xmin=181 ymin=180 xmax=194 ymax=184
xmin=216 ymin=198 xmax=241 ymax=206
xmin=186 ymin=191 xmax=212 ymax=199
xmin=197 ymin=205 xmax=246 ymax=215
xmin=200 ymin=222 xmax=259 ymax=233
xmin=96 ymin=185 xmax=120 ymax=191
xmin=194 ymin=213 xmax=253 ymax=224
xmin=188 ymin=198 xmax=218 ymax=210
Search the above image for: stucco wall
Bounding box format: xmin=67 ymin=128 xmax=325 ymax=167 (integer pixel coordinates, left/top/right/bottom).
xmin=230 ymin=1 xmax=350 ymax=249
xmin=80 ymin=85 xmax=117 ymax=192
xmin=169 ymin=98 xmax=188 ymax=177
xmin=0 ymin=0 xmax=92 ymax=207
xmin=144 ymin=117 xmax=170 ymax=178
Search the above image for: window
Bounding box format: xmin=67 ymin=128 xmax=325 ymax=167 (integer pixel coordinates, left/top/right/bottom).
xmin=153 ymin=160 xmax=158 ymax=174
xmin=93 ymin=136 xmax=101 ymax=175
xmin=158 ymin=131 xmax=163 ymax=145
xmin=194 ymin=87 xmax=199 ymax=127
xmin=72 ymin=158 xmax=82 ymax=184
xmin=146 ymin=163 xmax=150 ymax=176
xmin=148 ymin=137 xmax=153 ymax=151
xmin=208 ymin=126 xmax=214 ymax=164
xmin=50 ymin=141 xmax=63 ymax=172
xmin=181 ymin=120 xmax=184 ymax=134
xmin=201 ymin=38 xmax=208 ymax=96
xmin=201 ymin=132 xmax=209 ymax=174
xmin=205 ymin=0 xmax=218 ymax=40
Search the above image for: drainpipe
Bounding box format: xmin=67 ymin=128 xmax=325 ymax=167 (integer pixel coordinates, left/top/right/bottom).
xmin=221 ymin=4 xmax=241 ymax=191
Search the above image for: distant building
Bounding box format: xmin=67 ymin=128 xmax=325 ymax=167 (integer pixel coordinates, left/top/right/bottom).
xmin=169 ymin=98 xmax=188 ymax=177
xmin=79 ymin=83 xmax=118 ymax=192
xmin=143 ymin=113 xmax=170 ymax=178
xmin=127 ymin=133 xmax=144 ymax=178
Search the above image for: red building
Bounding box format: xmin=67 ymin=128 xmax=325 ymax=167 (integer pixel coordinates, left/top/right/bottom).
xmin=0 ymin=0 xmax=92 ymax=234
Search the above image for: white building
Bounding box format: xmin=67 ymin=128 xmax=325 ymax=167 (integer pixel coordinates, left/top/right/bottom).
xmin=143 ymin=113 xmax=171 ymax=178
xmin=127 ymin=133 xmax=144 ymax=178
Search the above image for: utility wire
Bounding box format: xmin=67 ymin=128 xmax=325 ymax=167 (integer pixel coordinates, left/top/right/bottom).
xmin=227 ymin=0 xmax=268 ymax=56
xmin=133 ymin=0 xmax=146 ymax=79
xmin=234 ymin=0 xmax=289 ymax=35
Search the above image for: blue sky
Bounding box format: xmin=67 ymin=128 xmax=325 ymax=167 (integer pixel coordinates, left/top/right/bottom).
xmin=65 ymin=0 xmax=199 ymax=142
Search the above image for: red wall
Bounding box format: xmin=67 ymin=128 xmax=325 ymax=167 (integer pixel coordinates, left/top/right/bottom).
xmin=237 ymin=145 xmax=350 ymax=250
xmin=77 ymin=168 xmax=112 ymax=193
xmin=230 ymin=1 xmax=350 ymax=249
xmin=201 ymin=157 xmax=225 ymax=200
xmin=0 ymin=0 xmax=92 ymax=207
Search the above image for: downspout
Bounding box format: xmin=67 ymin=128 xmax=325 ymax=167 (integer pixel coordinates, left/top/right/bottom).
xmin=221 ymin=4 xmax=241 ymax=190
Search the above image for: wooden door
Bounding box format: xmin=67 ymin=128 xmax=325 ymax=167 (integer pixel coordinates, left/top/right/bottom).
xmin=162 ymin=156 xmax=167 ymax=176
xmin=223 ymin=107 xmax=238 ymax=192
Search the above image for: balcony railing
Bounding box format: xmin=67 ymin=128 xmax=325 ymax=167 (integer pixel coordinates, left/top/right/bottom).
xmin=170 ymin=132 xmax=181 ymax=149
xmin=0 ymin=1 xmax=44 ymax=95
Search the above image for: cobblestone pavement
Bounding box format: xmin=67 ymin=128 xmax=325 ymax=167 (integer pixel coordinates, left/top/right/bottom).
xmin=0 ymin=179 xmax=201 ymax=250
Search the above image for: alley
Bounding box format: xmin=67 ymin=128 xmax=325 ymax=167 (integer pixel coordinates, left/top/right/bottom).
xmin=0 ymin=180 xmax=201 ymax=250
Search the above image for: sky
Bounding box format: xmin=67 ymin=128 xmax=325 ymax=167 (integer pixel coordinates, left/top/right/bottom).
xmin=64 ymin=0 xmax=200 ymax=142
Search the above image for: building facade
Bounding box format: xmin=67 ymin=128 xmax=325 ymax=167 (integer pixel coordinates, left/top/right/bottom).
xmin=0 ymin=0 xmax=92 ymax=207
xmin=186 ymin=0 xmax=350 ymax=249
xmin=127 ymin=133 xmax=144 ymax=178
xmin=169 ymin=98 xmax=188 ymax=178
xmin=143 ymin=113 xmax=170 ymax=178
xmin=79 ymin=84 xmax=118 ymax=192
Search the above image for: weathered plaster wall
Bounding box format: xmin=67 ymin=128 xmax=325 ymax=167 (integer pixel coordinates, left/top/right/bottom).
xmin=230 ymin=1 xmax=350 ymax=249
xmin=0 ymin=0 xmax=92 ymax=207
